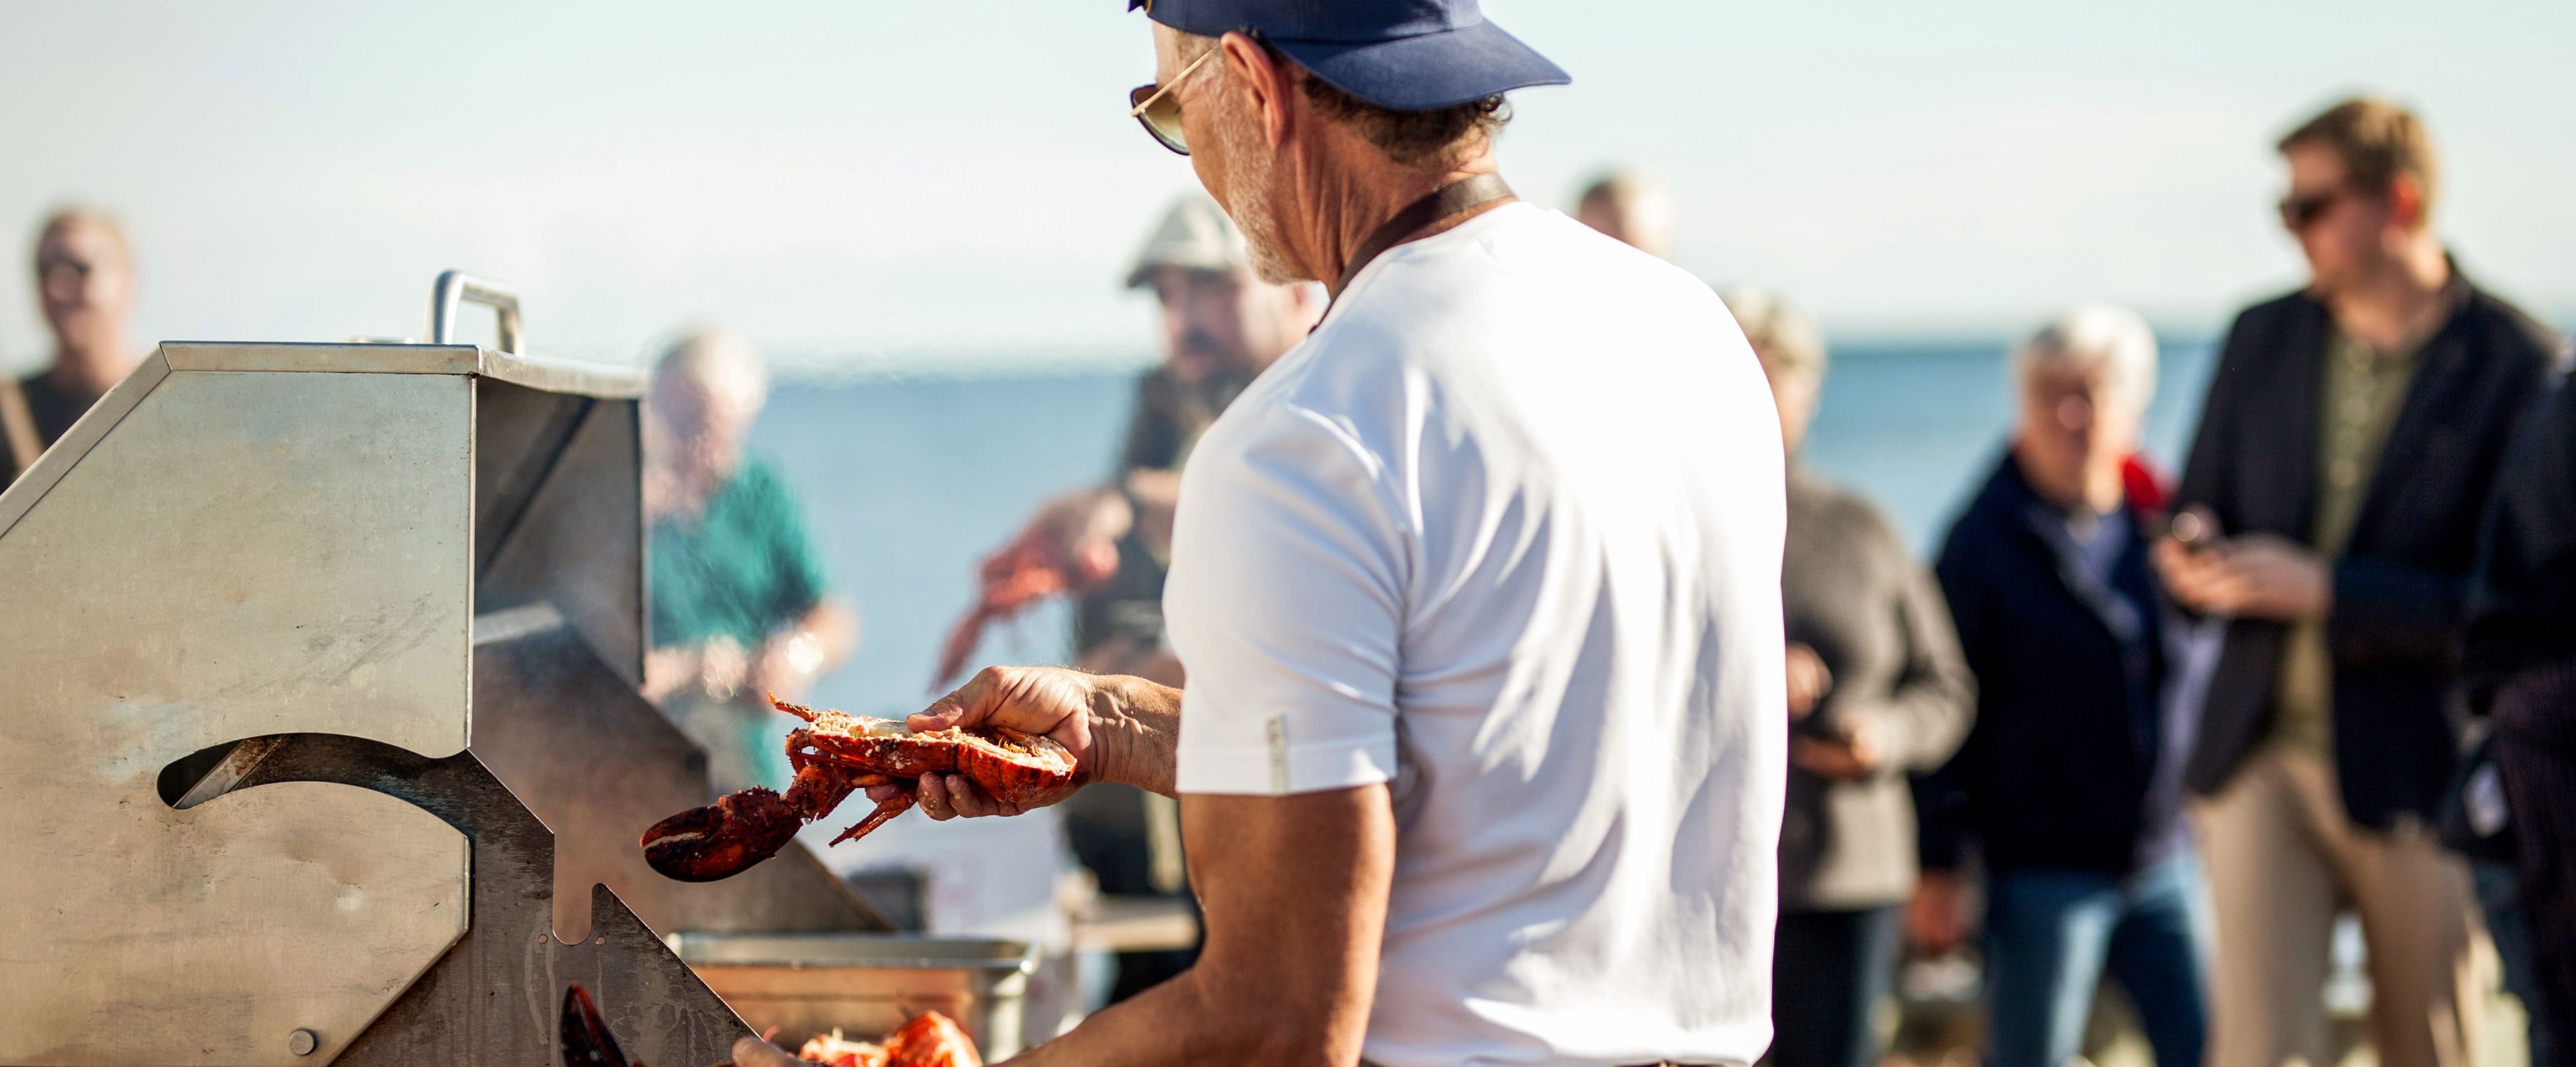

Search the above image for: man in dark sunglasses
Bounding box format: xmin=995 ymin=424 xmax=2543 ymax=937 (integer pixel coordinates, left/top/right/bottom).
xmin=2155 ymin=97 xmax=2563 ymax=1067
xmin=746 ymin=2 xmax=1786 ymax=1067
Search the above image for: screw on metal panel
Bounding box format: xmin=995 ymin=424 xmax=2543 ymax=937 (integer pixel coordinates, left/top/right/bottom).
xmin=288 ymin=1029 xmax=319 ymax=1056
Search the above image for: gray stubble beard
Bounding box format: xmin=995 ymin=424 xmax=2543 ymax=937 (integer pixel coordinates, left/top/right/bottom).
xmin=1212 ymin=103 xmax=1308 ymax=287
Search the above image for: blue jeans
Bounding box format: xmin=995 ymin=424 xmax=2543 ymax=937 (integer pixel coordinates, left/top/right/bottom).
xmin=1982 ymin=852 xmax=2212 ymax=1067
xmin=2477 ymin=857 xmax=2555 ymax=1067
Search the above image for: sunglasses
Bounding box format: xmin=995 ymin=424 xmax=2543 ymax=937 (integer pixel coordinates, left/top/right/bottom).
xmin=1128 ymin=47 xmax=1219 ymax=155
xmin=2278 ymin=187 xmax=2350 ymax=230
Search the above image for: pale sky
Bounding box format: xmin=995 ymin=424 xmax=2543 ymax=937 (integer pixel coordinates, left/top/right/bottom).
xmin=4 ymin=1 xmax=2570 ymax=376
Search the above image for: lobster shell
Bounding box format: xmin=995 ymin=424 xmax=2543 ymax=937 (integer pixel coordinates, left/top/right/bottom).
xmin=779 ymin=698 xmax=1077 ymax=808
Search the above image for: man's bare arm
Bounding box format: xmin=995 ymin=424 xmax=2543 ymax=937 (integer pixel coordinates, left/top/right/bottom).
xmin=1083 ymin=672 xmax=1183 ymax=797
xmin=879 ymin=668 xmax=1391 ymax=1064
xmin=1005 ymin=786 xmax=1395 ymax=1067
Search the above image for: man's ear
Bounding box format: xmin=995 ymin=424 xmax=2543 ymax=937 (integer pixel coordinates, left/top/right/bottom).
xmin=1219 ymin=31 xmax=1294 ymax=148
xmin=2388 ymin=173 xmax=2429 ymax=233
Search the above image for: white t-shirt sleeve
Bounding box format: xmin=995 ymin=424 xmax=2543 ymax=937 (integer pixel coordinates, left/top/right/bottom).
xmin=1164 ymin=399 xmax=1407 ymax=796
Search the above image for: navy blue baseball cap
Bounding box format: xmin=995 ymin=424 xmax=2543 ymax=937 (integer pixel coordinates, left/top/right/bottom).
xmin=1128 ymin=0 xmax=1569 ymax=112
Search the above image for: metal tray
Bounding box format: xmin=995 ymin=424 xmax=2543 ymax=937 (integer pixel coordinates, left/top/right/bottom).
xmin=670 ymin=932 xmax=1038 ymax=1057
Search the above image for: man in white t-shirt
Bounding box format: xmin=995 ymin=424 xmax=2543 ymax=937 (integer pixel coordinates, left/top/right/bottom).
xmin=773 ymin=3 xmax=1786 ymax=1066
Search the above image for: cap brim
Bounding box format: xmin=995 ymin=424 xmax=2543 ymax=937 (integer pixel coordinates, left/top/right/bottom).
xmin=1269 ymin=20 xmax=1569 ymax=112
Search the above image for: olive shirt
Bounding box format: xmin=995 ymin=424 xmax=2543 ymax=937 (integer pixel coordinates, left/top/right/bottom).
xmin=1075 ymin=364 xmax=1257 ymax=658
xmin=2270 ymin=331 xmax=2424 ymax=751
xmin=1780 ymin=467 xmax=1977 ymax=910
xmin=1113 ymin=364 xmax=1252 ymax=474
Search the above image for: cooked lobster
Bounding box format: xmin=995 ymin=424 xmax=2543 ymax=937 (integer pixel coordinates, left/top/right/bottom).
xmin=799 ymin=1012 xmax=982 ymax=1067
xmin=643 ymin=694 xmax=1078 ymax=882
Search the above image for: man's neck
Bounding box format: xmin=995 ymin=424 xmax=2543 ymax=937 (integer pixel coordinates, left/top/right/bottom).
xmin=1297 ymin=139 xmax=1508 ymax=297
xmin=2326 ymin=234 xmax=2452 ymax=354
xmin=45 ymin=342 xmax=132 ymax=397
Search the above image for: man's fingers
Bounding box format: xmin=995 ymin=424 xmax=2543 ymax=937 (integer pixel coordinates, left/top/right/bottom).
xmin=2165 ymin=568 xmax=2218 ymax=608
xmin=2202 ymin=565 xmax=2256 ymax=610
xmin=917 ymin=776 xmax=957 ymax=820
xmin=943 ymin=774 xmax=1001 ymax=818
xmin=912 ymin=665 xmax=1045 ymax=734
xmin=910 ymin=670 xmax=992 ymax=732
xmin=2161 ymin=551 xmax=2241 ymax=613
xmin=880 ymin=773 xmax=1034 ymax=822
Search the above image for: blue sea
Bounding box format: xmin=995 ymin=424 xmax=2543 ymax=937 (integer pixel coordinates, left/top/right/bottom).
xmin=754 ymin=340 xmax=2220 ymax=721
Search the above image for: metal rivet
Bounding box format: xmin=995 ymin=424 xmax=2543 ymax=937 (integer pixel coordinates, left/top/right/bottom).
xmin=288 ymin=1029 xmax=319 ymax=1056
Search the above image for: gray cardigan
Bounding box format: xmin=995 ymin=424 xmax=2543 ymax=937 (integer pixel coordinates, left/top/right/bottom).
xmin=1779 ymin=467 xmax=1977 ymax=911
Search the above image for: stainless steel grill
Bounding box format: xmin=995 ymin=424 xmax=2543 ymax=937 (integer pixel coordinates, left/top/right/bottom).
xmin=0 ymin=274 xmax=891 ymax=1065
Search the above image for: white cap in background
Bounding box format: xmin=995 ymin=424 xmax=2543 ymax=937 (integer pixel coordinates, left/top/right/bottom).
xmin=1124 ymin=195 xmax=1249 ymax=289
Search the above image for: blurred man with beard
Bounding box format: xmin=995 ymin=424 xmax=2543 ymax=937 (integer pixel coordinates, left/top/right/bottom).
xmin=1065 ymin=195 xmax=1321 ymax=686
xmin=936 ymin=195 xmax=1320 ymax=689
xmin=942 ymin=195 xmax=1319 ymax=1003
xmin=4 ymin=209 xmax=142 ymax=486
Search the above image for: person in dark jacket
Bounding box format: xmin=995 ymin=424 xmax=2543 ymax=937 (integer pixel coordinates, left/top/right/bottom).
xmin=4 ymin=208 xmax=142 ymax=487
xmin=1724 ymin=286 xmax=1975 ymax=1067
xmin=2465 ymin=347 xmax=2576 ymax=1067
xmin=2152 ymin=97 xmax=2557 ymax=1067
xmin=1919 ymin=306 xmax=2212 ymax=1067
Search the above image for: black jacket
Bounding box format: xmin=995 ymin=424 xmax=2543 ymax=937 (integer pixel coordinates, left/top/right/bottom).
xmin=2467 ymin=354 xmax=2576 ymax=692
xmin=1917 ymin=454 xmax=2195 ymax=875
xmin=2174 ymin=268 xmax=2560 ymax=828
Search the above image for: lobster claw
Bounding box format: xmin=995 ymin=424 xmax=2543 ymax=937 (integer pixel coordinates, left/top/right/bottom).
xmin=561 ymin=983 xmax=642 ymax=1067
xmin=640 ymin=786 xmax=800 ymax=883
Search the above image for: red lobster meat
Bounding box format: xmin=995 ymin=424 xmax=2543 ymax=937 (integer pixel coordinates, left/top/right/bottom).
xmin=799 ymin=1011 xmax=982 ymax=1067
xmin=643 ymin=694 xmax=1077 ymax=882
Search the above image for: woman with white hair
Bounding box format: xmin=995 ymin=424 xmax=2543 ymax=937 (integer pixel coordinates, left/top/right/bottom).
xmin=1914 ymin=306 xmax=2212 ymax=1067
xmin=1724 ymin=286 xmax=1975 ymax=1067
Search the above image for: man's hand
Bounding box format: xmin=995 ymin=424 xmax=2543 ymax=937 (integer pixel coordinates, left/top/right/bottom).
xmin=749 ymin=602 xmax=861 ymax=701
xmin=1790 ymin=717 xmax=1885 ymax=781
xmin=872 ymin=666 xmax=1183 ymax=820
xmin=2153 ymin=532 xmax=2333 ymax=622
xmin=1011 ymin=487 xmax=1134 ymax=593
xmin=1785 ymin=642 xmax=1832 ymax=721
xmin=1908 ymin=869 xmax=1969 ymax=955
xmin=643 ymin=637 xmax=751 ymax=703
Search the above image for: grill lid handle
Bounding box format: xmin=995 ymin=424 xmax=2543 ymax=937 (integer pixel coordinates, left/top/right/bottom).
xmin=430 ymin=270 xmax=525 ymax=354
